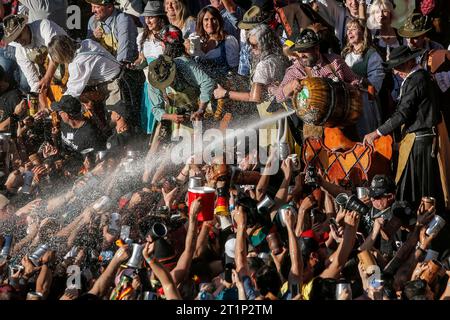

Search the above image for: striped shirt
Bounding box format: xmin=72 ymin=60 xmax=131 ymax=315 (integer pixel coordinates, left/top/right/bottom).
xmin=275 ymin=53 xmax=362 ymax=102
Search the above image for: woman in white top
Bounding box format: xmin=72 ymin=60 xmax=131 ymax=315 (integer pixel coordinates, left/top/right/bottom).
xmin=342 ymin=18 xmax=385 ymax=140
xmin=164 ymin=0 xmax=196 ymax=39
xmin=188 ymin=5 xmax=239 ymax=79
xmin=134 ymin=1 xmax=168 ymax=135
xmin=214 ymin=24 xmax=289 ymax=127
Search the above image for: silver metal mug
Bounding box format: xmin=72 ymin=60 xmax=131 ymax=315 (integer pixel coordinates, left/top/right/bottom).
xmin=188 ymin=176 xmax=202 ymax=189
xmin=126 ymin=243 xmax=144 ymax=269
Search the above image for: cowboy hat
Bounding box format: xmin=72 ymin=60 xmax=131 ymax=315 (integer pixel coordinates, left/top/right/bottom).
xmin=147 ymin=55 xmax=176 ymax=91
xmin=1 ymin=14 xmax=28 ymax=44
xmin=238 ymin=5 xmax=272 ymax=30
xmin=141 ymin=0 xmax=166 ymax=17
xmin=382 ymin=45 xmax=424 ymax=70
xmin=398 ymin=13 xmax=432 ymax=38
xmin=289 ymin=28 xmax=320 ymax=52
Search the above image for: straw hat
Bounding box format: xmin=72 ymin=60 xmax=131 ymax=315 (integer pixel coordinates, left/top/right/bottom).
xmin=398 ymin=13 xmax=432 ymax=38
xmin=147 ymin=55 xmax=176 ymax=91
xmin=1 ymin=14 xmax=28 ymax=44
xmin=238 ymin=5 xmax=271 ymax=30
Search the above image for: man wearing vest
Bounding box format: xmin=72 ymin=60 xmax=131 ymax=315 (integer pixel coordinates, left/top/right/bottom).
xmin=86 ymin=0 xmax=144 ymax=132
xmin=86 ymin=0 xmax=138 ymax=64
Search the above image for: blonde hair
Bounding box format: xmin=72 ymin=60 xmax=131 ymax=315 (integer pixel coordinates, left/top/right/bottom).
xmin=367 ymin=0 xmax=396 ymax=30
xmin=341 ymin=18 xmax=372 ymax=57
xmin=48 ymin=35 xmax=78 ymax=65
xmin=164 ymin=0 xmax=190 ymax=30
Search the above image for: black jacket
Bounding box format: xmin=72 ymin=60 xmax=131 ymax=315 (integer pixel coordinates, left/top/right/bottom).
xmin=378 ymin=69 xmax=440 ymax=137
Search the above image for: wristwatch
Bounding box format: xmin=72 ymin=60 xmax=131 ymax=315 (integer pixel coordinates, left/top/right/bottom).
xmin=224 ymin=90 xmax=230 ymax=99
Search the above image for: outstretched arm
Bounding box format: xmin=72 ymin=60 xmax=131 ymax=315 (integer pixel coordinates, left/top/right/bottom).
xmin=170 ymin=198 xmax=201 ymax=286
xmin=320 ymin=210 xmax=359 ymax=279
xmin=143 ymin=242 xmax=182 ymax=300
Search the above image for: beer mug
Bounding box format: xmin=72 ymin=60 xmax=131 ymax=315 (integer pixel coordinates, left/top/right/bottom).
xmin=27 ymin=93 xmax=39 ymax=117
xmin=29 ymin=244 xmax=49 ymax=266
xmin=188 ymin=35 xmax=201 ymax=56
xmin=126 ymin=244 xmax=144 ymax=269
xmin=356 ymin=187 xmax=370 ymax=200
xmin=425 ymin=215 xmax=446 ymax=237
xmin=336 ymin=282 xmax=352 ymax=300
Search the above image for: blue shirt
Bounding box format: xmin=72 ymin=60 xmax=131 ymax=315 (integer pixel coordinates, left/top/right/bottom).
xmin=238 ymin=43 xmax=251 ymax=77
xmin=148 ymin=56 xmax=216 ymax=121
xmin=87 ymin=8 xmax=138 ymax=62
xmin=221 ymin=6 xmax=244 ymax=42
xmin=242 ymin=275 xmax=258 ymax=300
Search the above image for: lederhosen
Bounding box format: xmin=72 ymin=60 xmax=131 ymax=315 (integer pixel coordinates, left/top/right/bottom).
xmin=94 ymin=16 xmax=145 ymax=132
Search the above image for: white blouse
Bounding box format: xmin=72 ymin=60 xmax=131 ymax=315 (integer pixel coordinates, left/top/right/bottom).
xmin=136 ymin=32 xmax=164 ymax=59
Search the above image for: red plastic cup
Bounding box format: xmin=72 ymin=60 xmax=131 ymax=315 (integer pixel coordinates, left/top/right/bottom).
xmin=187 ymin=187 xmax=215 ymax=221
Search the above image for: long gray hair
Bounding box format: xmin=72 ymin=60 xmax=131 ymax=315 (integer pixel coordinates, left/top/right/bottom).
xmin=247 ymin=24 xmax=284 ymax=68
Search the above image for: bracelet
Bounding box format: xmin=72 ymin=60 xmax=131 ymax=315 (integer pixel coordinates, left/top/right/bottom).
xmin=180 ymin=169 xmax=188 ymax=177
xmin=224 ymin=90 xmax=230 ymax=99
xmin=145 ymin=255 xmax=158 ymax=265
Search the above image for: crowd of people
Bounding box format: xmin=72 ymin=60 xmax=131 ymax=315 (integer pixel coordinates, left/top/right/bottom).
xmin=0 ymin=0 xmax=449 ymax=301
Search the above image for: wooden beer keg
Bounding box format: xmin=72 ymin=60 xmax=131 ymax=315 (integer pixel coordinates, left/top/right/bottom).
xmin=293 ymin=77 xmax=362 ymax=127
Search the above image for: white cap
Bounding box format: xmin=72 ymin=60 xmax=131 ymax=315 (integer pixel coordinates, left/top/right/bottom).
xmin=224 ymin=238 xmax=236 ymax=258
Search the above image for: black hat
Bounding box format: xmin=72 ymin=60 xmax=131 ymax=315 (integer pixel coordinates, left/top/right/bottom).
xmin=369 ymin=174 xmax=396 ymax=198
xmin=107 ymin=101 xmax=129 ymax=121
xmin=382 ymin=45 xmax=424 ymax=70
xmin=51 ymin=95 xmax=83 ymax=119
xmin=289 ymin=28 xmax=320 ymax=52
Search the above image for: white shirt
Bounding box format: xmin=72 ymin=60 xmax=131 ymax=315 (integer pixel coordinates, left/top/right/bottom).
xmin=136 ymin=32 xmax=164 ymax=59
xmin=11 ymin=19 xmax=67 ymax=92
xmin=20 ymin=0 xmax=68 ymax=29
xmin=64 ymin=40 xmax=122 ymax=98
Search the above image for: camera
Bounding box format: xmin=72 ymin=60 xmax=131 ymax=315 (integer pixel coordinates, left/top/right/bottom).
xmin=335 ymin=193 xmax=370 ymax=216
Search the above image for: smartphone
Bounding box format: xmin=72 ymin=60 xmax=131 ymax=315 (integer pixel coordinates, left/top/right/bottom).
xmin=224 ymin=263 xmax=234 ymax=284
